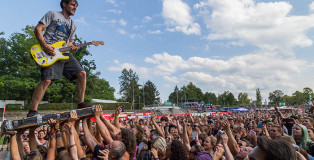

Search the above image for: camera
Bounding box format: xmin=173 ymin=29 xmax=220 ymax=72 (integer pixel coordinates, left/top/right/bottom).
xmin=218 ymin=130 xmax=225 ymax=134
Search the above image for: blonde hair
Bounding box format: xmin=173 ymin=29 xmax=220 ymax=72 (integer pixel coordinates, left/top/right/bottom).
xmin=152 ymin=136 xmax=167 ymax=153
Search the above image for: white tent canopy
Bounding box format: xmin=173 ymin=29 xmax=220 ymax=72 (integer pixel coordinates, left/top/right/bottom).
xmin=91 ymin=99 xmax=120 ymax=103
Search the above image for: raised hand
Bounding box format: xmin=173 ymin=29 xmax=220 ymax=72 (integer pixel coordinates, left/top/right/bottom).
xmin=222 ymin=120 xmax=231 ymax=131
xmin=98 ymin=149 xmax=109 ymax=160
xmin=115 ymin=106 xmax=122 ymax=116
xmin=213 ymin=144 xmax=225 ymax=160
xmin=64 ymin=123 xmax=73 ymax=135
xmin=55 ymin=121 xmax=60 ymax=130
xmin=221 ymin=133 xmax=229 ymax=145
xmin=151 ymin=148 xmax=158 ymax=159
xmin=135 ymin=116 xmax=139 ymax=123
xmin=151 ymin=111 xmax=156 ymax=121
xmin=94 ymin=105 xmax=103 ymax=118
xmin=186 ymin=109 xmax=191 ymax=116
xmin=68 ymin=110 xmax=79 ymax=123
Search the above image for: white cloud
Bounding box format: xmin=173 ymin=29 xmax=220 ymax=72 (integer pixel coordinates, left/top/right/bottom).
xmin=117 ymin=29 xmax=127 ymax=35
xmin=195 ymin=0 xmax=314 ymax=50
xmin=143 ymin=51 xmax=308 ymax=94
xmin=163 ymin=75 xmax=179 ymax=83
xmin=133 ymin=25 xmax=144 ymax=29
xmin=143 ymin=16 xmax=152 ymax=22
xmin=147 ymin=30 xmax=162 ymax=34
xmin=161 ymin=0 xmax=201 ymax=35
xmin=100 ymin=17 xmax=117 ymax=24
xmin=75 ymin=17 xmax=87 ymax=25
xmin=106 ymin=0 xmax=115 ymax=4
xmin=119 ymin=19 xmax=127 ymax=26
xmin=108 ymin=63 xmax=150 ymax=78
xmin=106 ymin=9 xmax=122 ymax=14
xmin=310 ymin=2 xmax=314 ymax=12
xmin=113 ymin=60 xmax=120 ymax=64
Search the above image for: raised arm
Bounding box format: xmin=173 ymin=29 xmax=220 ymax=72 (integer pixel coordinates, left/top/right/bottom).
xmin=93 ymin=105 xmax=114 ymax=144
xmin=68 ymin=111 xmax=86 ymax=159
xmin=64 ymin=123 xmax=78 ymax=160
xmin=98 ymin=106 xmax=120 ymax=137
xmin=222 ymin=120 xmax=240 ymax=155
xmin=114 ymin=106 xmax=122 ymax=130
xmin=274 ymin=105 xmax=285 ymax=120
xmin=29 ymin=127 xmax=38 ymax=152
xmin=46 ymin=119 xmax=57 ymax=160
xmin=16 ymin=131 xmax=24 ymax=159
xmin=221 ymin=133 xmax=234 ymax=160
xmin=151 ymin=111 xmax=165 ymax=138
xmin=186 ymin=109 xmax=195 ymax=123
xmin=10 ymin=133 xmax=21 ymax=160
xmin=182 ymin=121 xmax=191 ymax=151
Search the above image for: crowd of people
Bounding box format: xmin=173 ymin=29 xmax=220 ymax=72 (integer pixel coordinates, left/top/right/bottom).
xmin=1 ymin=104 xmax=313 ymax=160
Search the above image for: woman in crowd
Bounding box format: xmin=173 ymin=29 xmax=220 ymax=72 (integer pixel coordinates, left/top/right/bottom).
xmin=292 ymin=123 xmax=314 ymax=157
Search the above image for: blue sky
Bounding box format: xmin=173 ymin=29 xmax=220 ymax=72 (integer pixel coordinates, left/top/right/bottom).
xmin=1 ymin=0 xmax=314 ymax=103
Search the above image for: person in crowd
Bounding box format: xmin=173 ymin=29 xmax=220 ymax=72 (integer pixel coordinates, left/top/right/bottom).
xmin=302 ymin=117 xmax=314 ymax=129
xmin=292 ymin=123 xmax=314 ymax=157
xmin=308 ymin=128 xmax=314 ymax=141
xmin=248 ymin=136 xmax=299 ymax=160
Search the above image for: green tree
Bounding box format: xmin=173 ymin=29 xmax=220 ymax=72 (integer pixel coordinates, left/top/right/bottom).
xmin=291 ymin=91 xmax=307 ymax=105
xmin=185 ymin=82 xmax=203 ymax=100
xmin=303 ymin=87 xmax=313 ymax=102
xmin=203 ymin=92 xmax=217 ymax=105
xmin=168 ymin=85 xmax=181 ymax=104
xmin=268 ymin=90 xmax=284 ymax=105
xmin=118 ymin=68 xmax=140 ymax=103
xmin=238 ymin=92 xmax=250 ymax=106
xmin=256 ymin=88 xmax=262 ymax=106
xmin=142 ymin=80 xmax=160 ymax=105
xmin=218 ymin=91 xmax=236 ymax=106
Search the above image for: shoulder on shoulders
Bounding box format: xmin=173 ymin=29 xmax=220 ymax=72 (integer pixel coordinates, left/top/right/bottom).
xmin=46 ymin=11 xmax=60 ymax=15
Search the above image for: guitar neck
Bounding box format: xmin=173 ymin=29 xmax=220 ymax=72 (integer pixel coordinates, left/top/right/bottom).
xmin=59 ymin=42 xmax=93 ymax=52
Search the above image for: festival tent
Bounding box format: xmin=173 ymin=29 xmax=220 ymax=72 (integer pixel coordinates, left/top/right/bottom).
xmin=231 ymin=107 xmax=249 ymax=112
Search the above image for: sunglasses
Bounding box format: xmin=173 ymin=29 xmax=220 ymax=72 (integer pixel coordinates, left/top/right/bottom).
xmin=238 ymin=143 xmax=244 ymax=146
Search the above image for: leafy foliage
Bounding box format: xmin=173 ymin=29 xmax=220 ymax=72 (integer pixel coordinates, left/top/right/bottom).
xmin=119 ymin=68 xmax=140 ymax=103
xmin=142 ymin=80 xmax=160 ymax=105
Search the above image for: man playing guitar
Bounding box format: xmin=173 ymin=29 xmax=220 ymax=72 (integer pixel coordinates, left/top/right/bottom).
xmin=27 ymin=0 xmax=90 ymax=117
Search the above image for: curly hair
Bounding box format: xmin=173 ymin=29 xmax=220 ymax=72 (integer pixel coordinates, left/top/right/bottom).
xmin=169 ymin=140 xmax=188 ymax=160
xmin=121 ymin=128 xmax=136 ymax=159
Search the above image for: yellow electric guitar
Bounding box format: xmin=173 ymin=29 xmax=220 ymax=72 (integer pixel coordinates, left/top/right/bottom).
xmin=30 ymin=41 xmax=104 ymax=67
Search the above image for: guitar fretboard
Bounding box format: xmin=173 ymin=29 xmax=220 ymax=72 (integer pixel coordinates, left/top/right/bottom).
xmin=59 ymin=42 xmax=93 ymax=52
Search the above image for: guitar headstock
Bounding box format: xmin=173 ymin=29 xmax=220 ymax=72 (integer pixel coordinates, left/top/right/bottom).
xmin=92 ymin=41 xmax=105 ymax=46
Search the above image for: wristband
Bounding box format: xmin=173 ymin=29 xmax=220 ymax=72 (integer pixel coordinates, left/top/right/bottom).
xmin=56 ymin=134 xmax=62 ymax=138
xmin=115 ymin=115 xmax=119 ymax=118
xmin=196 ymin=140 xmax=200 ymax=142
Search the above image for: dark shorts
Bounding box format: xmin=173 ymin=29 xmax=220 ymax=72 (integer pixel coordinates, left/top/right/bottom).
xmin=41 ymin=53 xmax=83 ymax=81
xmin=93 ymin=144 xmax=105 ymax=160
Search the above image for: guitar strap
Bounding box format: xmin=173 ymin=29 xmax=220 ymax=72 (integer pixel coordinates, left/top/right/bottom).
xmin=69 ymin=19 xmax=73 ymax=41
